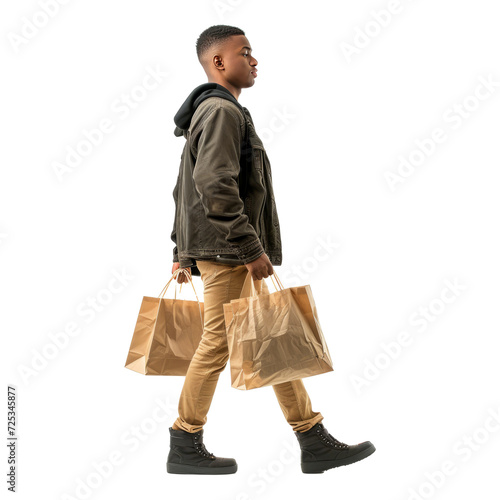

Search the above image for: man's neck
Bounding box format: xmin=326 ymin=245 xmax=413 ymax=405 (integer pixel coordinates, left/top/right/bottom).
xmin=207 ymin=79 xmax=241 ymax=101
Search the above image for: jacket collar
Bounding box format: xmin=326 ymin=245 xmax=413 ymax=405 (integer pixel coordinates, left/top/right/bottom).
xmin=173 ymin=83 xmax=244 ymax=137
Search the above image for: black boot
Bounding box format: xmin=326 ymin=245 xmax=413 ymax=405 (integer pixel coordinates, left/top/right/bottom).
xmin=295 ymin=422 xmax=375 ymax=473
xmin=166 ymin=427 xmax=237 ymax=475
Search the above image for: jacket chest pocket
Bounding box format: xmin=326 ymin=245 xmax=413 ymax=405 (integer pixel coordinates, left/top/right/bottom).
xmin=245 ymin=123 xmax=265 ymax=176
xmin=245 ymin=129 xmax=268 ymax=231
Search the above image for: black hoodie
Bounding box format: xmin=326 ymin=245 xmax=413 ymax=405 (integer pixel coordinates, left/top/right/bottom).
xmin=173 ymin=83 xmax=244 ymax=136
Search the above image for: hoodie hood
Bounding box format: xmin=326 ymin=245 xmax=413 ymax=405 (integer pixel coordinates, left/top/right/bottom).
xmin=173 ymin=83 xmax=244 ymax=137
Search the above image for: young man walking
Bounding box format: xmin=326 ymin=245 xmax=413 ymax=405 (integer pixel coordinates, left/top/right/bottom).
xmin=167 ymin=25 xmax=375 ymax=475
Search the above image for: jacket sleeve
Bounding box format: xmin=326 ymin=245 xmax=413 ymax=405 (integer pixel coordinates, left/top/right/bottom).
xmin=171 ymin=229 xmax=179 ymax=263
xmin=192 ymin=104 xmax=265 ymax=263
xmin=171 ymin=171 xmax=180 ymax=263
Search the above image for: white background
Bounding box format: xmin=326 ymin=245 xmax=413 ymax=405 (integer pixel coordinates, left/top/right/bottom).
xmin=2 ymin=0 xmax=500 ymax=499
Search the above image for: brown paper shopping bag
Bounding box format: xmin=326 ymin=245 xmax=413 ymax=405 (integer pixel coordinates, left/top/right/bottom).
xmin=124 ymin=268 xmax=204 ymax=375
xmin=223 ymin=271 xmax=333 ymax=390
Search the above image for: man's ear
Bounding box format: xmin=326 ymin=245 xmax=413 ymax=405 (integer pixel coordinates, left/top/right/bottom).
xmin=213 ymin=55 xmax=224 ymax=71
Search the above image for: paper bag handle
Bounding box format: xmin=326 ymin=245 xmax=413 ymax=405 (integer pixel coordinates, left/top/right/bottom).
xmin=269 ymin=271 xmax=284 ymax=291
xmin=157 ymin=268 xmax=200 ymax=303
xmin=157 ymin=268 xmax=204 ymax=332
xmin=241 ymin=270 xmax=285 ymax=298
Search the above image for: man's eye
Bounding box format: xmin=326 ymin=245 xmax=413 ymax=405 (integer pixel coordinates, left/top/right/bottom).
xmin=243 ymin=53 xmax=249 ymax=56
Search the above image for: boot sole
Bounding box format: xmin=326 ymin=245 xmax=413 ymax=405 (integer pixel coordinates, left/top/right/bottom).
xmin=167 ymin=462 xmax=237 ymax=475
xmin=301 ymin=443 xmax=376 ymax=473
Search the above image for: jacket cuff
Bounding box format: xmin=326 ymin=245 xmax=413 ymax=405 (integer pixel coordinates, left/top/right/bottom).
xmin=237 ymin=238 xmax=265 ymax=264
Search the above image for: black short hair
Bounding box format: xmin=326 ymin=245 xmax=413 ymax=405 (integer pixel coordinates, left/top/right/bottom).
xmin=196 ymin=25 xmax=245 ymax=62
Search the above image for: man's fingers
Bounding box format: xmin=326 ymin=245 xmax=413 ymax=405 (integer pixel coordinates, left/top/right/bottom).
xmin=174 ymin=268 xmax=192 ymax=284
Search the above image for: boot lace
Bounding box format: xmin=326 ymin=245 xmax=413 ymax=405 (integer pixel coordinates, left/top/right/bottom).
xmin=316 ymin=425 xmax=349 ymax=450
xmin=193 ymin=433 xmax=215 ymax=459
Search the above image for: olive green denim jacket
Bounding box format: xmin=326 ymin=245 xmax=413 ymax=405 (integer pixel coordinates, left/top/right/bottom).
xmin=170 ymin=83 xmax=282 ymax=277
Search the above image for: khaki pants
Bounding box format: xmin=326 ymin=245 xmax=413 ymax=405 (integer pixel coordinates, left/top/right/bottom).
xmin=172 ymin=260 xmax=324 ymax=434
